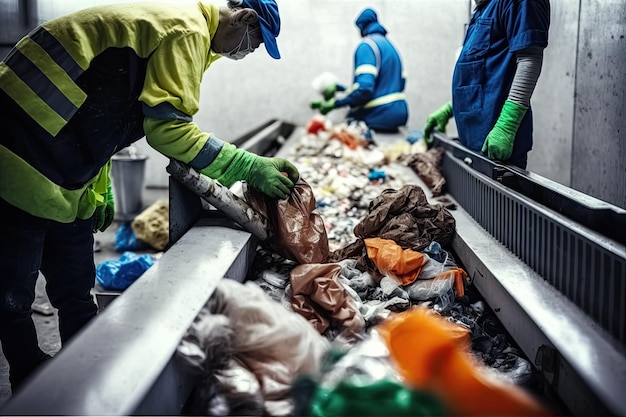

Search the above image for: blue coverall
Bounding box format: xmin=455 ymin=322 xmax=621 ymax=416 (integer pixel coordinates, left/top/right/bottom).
xmin=335 ymin=8 xmax=409 ymax=132
xmin=452 ymin=0 xmax=550 ymax=167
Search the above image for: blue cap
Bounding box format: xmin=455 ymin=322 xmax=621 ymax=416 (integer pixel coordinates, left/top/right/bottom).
xmin=242 ymin=0 xmax=281 ymax=59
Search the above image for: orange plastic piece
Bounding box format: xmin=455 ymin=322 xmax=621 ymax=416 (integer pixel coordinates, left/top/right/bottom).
xmin=365 ymin=237 xmax=427 ymax=285
xmin=329 ymin=127 xmax=367 ymax=149
xmin=376 ymin=308 xmax=552 ymax=416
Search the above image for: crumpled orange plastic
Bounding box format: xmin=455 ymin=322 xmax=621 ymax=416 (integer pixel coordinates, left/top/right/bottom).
xmin=376 ymin=308 xmax=552 ymax=416
xmin=365 ymin=237 xmax=427 ymax=285
xmin=329 ymin=127 xmax=367 ymax=150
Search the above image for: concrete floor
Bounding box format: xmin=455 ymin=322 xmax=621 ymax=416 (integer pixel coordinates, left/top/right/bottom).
xmin=0 ymin=186 xmax=169 ymax=408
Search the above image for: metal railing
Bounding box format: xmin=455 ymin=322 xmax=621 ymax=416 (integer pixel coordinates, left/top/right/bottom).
xmin=434 ymin=132 xmax=626 ymax=347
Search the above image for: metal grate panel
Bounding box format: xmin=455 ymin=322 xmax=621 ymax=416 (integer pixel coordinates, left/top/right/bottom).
xmin=442 ymin=152 xmax=626 ymax=346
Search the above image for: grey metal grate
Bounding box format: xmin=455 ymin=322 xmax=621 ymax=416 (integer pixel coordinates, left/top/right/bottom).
xmin=442 ymin=153 xmax=626 ymax=346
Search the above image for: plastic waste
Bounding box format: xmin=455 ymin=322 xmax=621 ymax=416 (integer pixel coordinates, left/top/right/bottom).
xmin=295 ymin=332 xmax=447 ymax=417
xmin=115 ymin=221 xmax=147 ymax=252
xmin=368 ymin=169 xmax=386 ymax=181
xmin=96 ymin=251 xmax=154 ymax=290
xmin=405 ymin=129 xmax=423 ymax=145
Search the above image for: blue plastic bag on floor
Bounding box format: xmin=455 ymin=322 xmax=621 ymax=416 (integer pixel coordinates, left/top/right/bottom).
xmin=96 ymin=251 xmax=154 ymax=291
xmin=115 ymin=222 xmax=147 ymax=252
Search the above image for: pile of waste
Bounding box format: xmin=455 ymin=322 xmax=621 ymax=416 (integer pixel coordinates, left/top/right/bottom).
xmin=176 ymin=119 xmax=551 ymax=416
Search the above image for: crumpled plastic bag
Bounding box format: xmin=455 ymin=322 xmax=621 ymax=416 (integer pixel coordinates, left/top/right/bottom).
xmin=115 ymin=221 xmax=147 ymax=252
xmin=96 ymin=251 xmax=154 ymax=290
xmin=364 ymin=237 xmax=427 ymax=286
xmin=289 ymin=263 xmax=366 ymax=342
xmin=246 ymin=179 xmax=330 ymax=264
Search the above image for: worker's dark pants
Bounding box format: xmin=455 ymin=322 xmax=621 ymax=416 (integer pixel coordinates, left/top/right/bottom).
xmin=0 ymin=198 xmax=98 ymax=391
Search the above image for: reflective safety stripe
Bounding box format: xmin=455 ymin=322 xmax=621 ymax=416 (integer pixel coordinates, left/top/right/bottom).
xmin=19 ymin=34 xmax=86 ymax=105
xmin=362 ymin=37 xmax=381 ymax=70
xmin=364 ymin=92 xmax=406 ymax=109
xmin=0 ymin=27 xmax=87 ymax=136
xmin=4 ymin=48 xmax=78 ymax=122
xmin=29 ymin=27 xmax=83 ymax=79
xmin=0 ymin=64 xmax=68 ymax=135
xmin=355 ymin=64 xmax=377 ymax=76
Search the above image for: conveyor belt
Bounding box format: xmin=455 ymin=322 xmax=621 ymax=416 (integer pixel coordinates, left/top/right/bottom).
xmin=2 ymin=121 xmax=625 ymax=416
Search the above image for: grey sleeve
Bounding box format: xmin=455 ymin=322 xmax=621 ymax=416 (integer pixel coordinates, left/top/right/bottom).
xmin=508 ymin=46 xmax=544 ymax=107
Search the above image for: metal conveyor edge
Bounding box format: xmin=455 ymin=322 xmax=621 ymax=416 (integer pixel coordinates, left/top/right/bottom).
xmin=0 ymin=220 xmax=258 ymax=415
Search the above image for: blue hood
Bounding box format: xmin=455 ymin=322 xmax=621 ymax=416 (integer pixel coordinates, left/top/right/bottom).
xmin=355 ymin=7 xmax=387 ymax=37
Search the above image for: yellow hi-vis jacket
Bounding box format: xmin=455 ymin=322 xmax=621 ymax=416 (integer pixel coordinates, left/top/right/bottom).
xmin=0 ymin=2 xmax=222 ymax=222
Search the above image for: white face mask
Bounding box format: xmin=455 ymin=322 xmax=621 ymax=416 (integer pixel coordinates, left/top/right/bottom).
xmin=224 ymin=25 xmax=254 ymax=60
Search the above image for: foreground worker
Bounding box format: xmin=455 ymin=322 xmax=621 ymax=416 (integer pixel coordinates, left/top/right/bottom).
xmin=0 ymin=0 xmax=298 ymax=392
xmin=423 ymin=0 xmax=550 ymax=168
xmin=310 ymin=7 xmax=409 ymax=133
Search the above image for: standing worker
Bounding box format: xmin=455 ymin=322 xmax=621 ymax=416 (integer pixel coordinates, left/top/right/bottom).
xmin=0 ymin=0 xmax=299 ymax=393
xmin=423 ymin=0 xmax=550 ymax=168
xmin=310 ymin=7 xmax=409 ymax=133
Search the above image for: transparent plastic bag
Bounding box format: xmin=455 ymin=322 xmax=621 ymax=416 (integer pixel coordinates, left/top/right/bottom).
xmin=406 ymin=276 xmax=454 ymax=302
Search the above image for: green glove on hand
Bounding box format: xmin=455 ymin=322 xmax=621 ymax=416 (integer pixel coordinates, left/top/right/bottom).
xmin=322 ymin=84 xmax=337 ymax=101
xmin=423 ymin=102 xmax=453 ymax=145
xmin=481 ymin=100 xmax=528 ymax=161
xmin=92 ymin=184 xmax=115 ymax=233
xmin=246 ymin=156 xmax=300 ymax=199
xmin=199 ymin=142 xmax=299 ymax=199
xmin=319 ymin=98 xmax=336 ymax=115
xmin=310 ymin=98 xmax=336 ymax=115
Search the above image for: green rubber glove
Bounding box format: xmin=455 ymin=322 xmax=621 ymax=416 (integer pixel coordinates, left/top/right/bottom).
xmin=310 ymin=100 xmax=322 ymax=110
xmin=318 ymin=98 xmax=336 ymax=115
xmin=200 ymin=142 xmax=299 ymax=199
xmin=321 ymin=83 xmax=346 ymax=101
xmin=246 ymin=156 xmax=300 ymax=199
xmin=322 ymin=84 xmax=337 ymax=101
xmin=481 ymin=100 xmax=528 ymax=161
xmin=92 ymin=184 xmax=115 ymax=232
xmin=310 ymin=98 xmax=336 ymax=115
xmin=423 ymin=102 xmax=453 ymax=145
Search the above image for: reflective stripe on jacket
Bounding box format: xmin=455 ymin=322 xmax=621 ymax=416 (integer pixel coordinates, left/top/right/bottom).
xmin=335 ymin=31 xmax=408 ymax=131
xmin=0 ymin=2 xmax=220 ymax=222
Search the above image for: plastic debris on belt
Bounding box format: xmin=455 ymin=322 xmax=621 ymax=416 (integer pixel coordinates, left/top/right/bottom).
xmin=179 ymin=119 xmax=542 ymax=416
xmin=253 ymin=120 xmax=533 ymax=375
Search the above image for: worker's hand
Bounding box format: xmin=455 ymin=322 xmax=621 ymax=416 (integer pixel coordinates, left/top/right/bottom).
xmin=321 ymin=83 xmax=346 ymax=101
xmin=322 ymin=84 xmax=337 ymax=101
xmin=319 ymin=98 xmax=336 ymax=115
xmin=245 ymin=156 xmax=300 ymax=199
xmin=481 ymin=100 xmax=528 ymax=161
xmin=423 ymin=102 xmax=453 ymax=146
xmin=92 ymin=184 xmax=115 ymax=233
xmin=310 ymin=98 xmax=336 ymax=115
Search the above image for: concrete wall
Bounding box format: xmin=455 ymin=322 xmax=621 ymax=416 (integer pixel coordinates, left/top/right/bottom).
xmin=571 ymin=0 xmax=626 ymax=208
xmin=526 ymin=0 xmax=577 ymax=187
xmin=7 ymin=0 xmax=626 ymax=207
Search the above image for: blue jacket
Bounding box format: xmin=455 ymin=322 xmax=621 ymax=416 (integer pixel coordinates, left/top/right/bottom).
xmin=335 ymin=8 xmax=408 ymax=132
xmin=452 ymin=0 xmax=550 ymax=166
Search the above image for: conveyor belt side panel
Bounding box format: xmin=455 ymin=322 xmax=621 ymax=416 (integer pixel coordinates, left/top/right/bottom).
xmin=441 ymin=151 xmax=626 ymax=347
